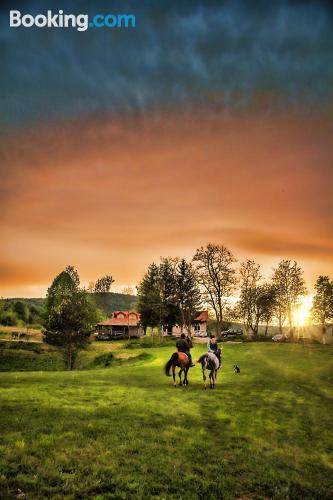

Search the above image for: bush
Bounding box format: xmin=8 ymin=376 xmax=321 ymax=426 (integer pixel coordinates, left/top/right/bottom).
xmin=91 ymin=353 xmax=114 ymax=367
xmin=0 ymin=310 xmax=18 ymax=326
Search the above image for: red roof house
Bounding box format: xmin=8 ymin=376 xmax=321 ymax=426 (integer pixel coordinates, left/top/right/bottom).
xmin=96 ymin=311 xmax=143 ymax=339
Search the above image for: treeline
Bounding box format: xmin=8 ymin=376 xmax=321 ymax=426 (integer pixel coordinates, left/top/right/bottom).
xmin=0 ymin=299 xmax=44 ymax=327
xmin=137 ymin=243 xmax=333 ymax=340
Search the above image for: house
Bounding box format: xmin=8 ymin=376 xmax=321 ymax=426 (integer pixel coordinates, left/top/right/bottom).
xmin=96 ymin=311 xmax=144 ymax=340
xmin=168 ymin=311 xmax=209 ymax=336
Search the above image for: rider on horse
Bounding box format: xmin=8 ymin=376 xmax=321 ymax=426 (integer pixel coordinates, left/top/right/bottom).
xmin=207 ymin=335 xmax=221 ymax=368
xmin=176 ymin=333 xmax=195 ymax=367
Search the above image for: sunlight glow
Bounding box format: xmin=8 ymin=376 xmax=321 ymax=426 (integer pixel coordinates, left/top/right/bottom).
xmin=292 ymin=295 xmax=313 ymax=327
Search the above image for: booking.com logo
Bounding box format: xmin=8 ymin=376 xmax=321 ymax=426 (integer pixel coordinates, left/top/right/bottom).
xmin=9 ymin=10 xmax=136 ymax=31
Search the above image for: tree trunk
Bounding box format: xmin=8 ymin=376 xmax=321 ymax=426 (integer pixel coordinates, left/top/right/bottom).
xmin=289 ymin=327 xmax=294 ymax=341
xmin=265 ymin=321 xmax=269 ymax=336
xmin=67 ymin=346 xmax=73 ymax=370
xmin=322 ymin=325 xmax=327 ymax=345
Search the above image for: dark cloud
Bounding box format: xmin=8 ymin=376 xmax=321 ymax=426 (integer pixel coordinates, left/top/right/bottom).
xmin=0 ymin=0 xmax=333 ymax=126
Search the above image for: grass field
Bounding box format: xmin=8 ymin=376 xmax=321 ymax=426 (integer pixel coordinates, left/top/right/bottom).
xmin=0 ymin=341 xmax=332 ymax=499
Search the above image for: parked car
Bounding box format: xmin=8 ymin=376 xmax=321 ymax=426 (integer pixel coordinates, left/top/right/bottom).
xmin=272 ymin=334 xmax=288 ymax=342
xmin=194 ymin=331 xmax=207 ymax=338
xmin=221 ymin=328 xmax=243 ymax=339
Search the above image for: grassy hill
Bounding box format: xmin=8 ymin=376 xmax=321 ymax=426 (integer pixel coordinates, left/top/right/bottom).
xmin=0 ymin=341 xmax=332 ymax=499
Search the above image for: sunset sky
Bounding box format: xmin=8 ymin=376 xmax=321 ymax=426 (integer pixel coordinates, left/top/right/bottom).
xmin=1 ymin=0 xmax=333 ymax=297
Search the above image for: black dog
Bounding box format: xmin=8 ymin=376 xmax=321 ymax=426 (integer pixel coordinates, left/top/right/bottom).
xmin=234 ymin=364 xmax=240 ymax=373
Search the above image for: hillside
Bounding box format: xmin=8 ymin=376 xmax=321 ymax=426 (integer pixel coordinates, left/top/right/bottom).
xmin=2 ymin=292 xmax=138 ymax=324
xmin=91 ymin=292 xmax=137 ymax=316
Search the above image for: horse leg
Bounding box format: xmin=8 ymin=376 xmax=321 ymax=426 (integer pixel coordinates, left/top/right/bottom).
xmin=172 ymin=366 xmax=176 ymax=387
xmin=209 ymin=370 xmax=214 ymax=389
xmin=179 ymin=369 xmax=183 ymax=386
xmin=184 ymin=367 xmax=189 ymax=386
xmin=203 ymin=368 xmax=207 ymax=390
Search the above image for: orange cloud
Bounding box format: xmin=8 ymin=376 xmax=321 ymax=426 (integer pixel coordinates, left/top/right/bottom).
xmin=1 ymin=108 xmax=332 ymax=295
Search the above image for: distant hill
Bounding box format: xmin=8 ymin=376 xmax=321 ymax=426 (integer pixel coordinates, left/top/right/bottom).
xmin=91 ymin=292 xmax=137 ymax=317
xmin=4 ymin=293 xmax=138 ymax=319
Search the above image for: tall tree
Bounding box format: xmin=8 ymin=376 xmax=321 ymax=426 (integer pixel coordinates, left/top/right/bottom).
xmin=43 ymin=269 xmax=98 ymax=370
xmin=239 ymin=260 xmax=262 ymax=335
xmin=175 ymin=259 xmax=201 ymax=335
xmin=311 ymin=275 xmax=333 ymax=343
xmin=137 ymin=263 xmax=161 ymax=334
xmin=259 ymin=284 xmax=278 ymax=336
xmin=158 ymin=258 xmax=179 ymax=335
xmin=94 ymin=275 xmax=114 ymax=294
xmin=272 ymin=260 xmax=307 ymax=337
xmin=193 ymin=243 xmax=237 ymax=335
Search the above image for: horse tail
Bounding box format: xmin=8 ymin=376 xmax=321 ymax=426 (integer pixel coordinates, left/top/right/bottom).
xmin=165 ymin=352 xmax=178 ymax=376
xmin=197 ymin=353 xmax=207 ymax=365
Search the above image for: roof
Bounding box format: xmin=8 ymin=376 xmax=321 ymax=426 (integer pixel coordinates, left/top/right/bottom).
xmin=194 ymin=311 xmax=208 ymax=322
xmin=97 ymin=311 xmax=140 ymax=327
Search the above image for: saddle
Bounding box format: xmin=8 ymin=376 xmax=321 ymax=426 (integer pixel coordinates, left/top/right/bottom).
xmin=178 ymin=352 xmax=189 ymax=363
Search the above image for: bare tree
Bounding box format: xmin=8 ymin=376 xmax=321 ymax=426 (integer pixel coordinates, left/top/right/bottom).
xmin=193 ymin=243 xmax=237 ymax=336
xmin=239 ymin=260 xmax=261 ymax=336
xmin=259 ymin=284 xmax=278 ymax=336
xmin=272 ymin=260 xmax=307 ymax=338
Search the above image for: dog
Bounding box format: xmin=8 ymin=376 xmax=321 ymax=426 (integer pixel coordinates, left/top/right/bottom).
xmin=234 ymin=364 xmax=240 ymax=373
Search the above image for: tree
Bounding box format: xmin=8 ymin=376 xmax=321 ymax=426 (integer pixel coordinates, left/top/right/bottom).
xmin=65 ymin=265 xmax=80 ymax=287
xmin=272 ymin=260 xmax=307 ymax=337
xmin=239 ymin=261 xmax=279 ymax=337
xmin=87 ymin=281 xmax=95 ymax=293
xmin=43 ymin=269 xmax=98 ymax=370
xmin=94 ymin=275 xmax=114 ymax=294
xmin=13 ymin=301 xmax=29 ymax=323
xmin=311 ymin=276 xmax=333 ymax=343
xmin=259 ymin=284 xmax=278 ymax=336
xmin=193 ymin=243 xmax=237 ymax=335
xmin=123 ymin=286 xmax=134 ymax=295
xmin=175 ymin=259 xmax=201 ymax=335
xmin=137 ymin=259 xmax=181 ymax=336
xmin=158 ymin=258 xmax=179 ymax=336
xmin=239 ymin=260 xmax=262 ymax=336
xmin=137 ymin=263 xmax=161 ymax=334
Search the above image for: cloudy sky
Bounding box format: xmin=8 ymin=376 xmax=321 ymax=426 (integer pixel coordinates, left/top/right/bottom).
xmin=1 ymin=0 xmax=333 ymax=296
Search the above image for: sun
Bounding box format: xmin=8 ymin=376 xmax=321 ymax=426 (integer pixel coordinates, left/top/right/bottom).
xmin=292 ymin=296 xmax=313 ymax=327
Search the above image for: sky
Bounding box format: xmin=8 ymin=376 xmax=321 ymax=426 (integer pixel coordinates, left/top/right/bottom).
xmin=1 ymin=0 xmax=333 ymax=297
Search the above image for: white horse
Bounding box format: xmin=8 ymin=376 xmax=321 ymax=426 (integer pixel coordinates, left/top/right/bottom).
xmin=197 ymin=352 xmax=220 ymax=389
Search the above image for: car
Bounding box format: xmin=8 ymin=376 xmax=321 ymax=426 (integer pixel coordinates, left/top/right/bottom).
xmin=272 ymin=334 xmax=288 ymax=342
xmin=221 ymin=328 xmax=243 ymax=338
xmin=194 ymin=331 xmax=208 ymax=338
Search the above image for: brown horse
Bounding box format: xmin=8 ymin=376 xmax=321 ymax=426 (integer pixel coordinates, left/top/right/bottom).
xmin=165 ymin=352 xmax=190 ymax=387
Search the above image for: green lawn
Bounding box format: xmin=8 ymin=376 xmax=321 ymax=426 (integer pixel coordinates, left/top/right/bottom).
xmin=0 ymin=342 xmax=332 ymax=499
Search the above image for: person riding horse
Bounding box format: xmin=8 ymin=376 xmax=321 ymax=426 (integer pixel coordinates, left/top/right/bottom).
xmin=176 ymin=333 xmax=195 ymax=367
xmin=207 ymin=335 xmax=221 ymax=368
